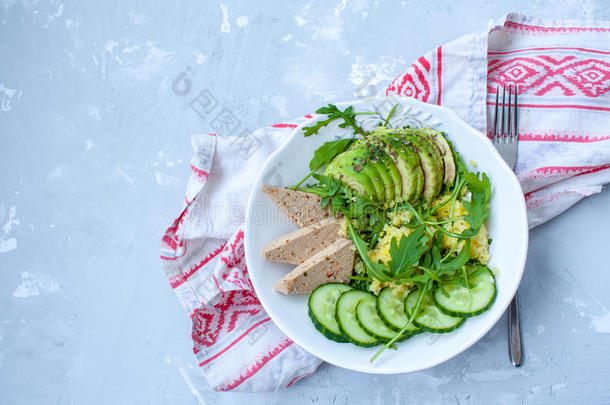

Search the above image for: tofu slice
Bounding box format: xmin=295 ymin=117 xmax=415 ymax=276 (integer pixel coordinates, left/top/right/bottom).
xmin=274 ymin=238 xmax=355 ymax=295
xmin=262 ymin=186 xmax=331 ymax=227
xmin=263 ymin=218 xmax=342 ymax=265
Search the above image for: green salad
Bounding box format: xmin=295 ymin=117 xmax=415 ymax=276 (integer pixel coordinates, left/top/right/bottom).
xmin=293 ymin=104 xmax=495 ymax=362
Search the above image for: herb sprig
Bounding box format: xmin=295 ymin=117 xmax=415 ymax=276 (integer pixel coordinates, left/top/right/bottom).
xmin=298 ymin=175 xmax=387 ymax=244
xmin=291 ymin=139 xmax=355 ymax=189
xmin=302 ymin=104 xmax=376 ymax=137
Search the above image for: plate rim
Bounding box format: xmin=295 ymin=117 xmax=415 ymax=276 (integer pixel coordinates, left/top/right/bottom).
xmin=244 ymin=96 xmax=528 ymax=374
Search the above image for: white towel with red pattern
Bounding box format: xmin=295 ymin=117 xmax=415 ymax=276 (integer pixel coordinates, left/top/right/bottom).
xmin=160 ymin=13 xmax=610 ymax=392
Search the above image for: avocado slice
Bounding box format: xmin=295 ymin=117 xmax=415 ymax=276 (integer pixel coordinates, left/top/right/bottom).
xmin=359 ymin=139 xmax=398 ymax=202
xmin=379 ymin=151 xmax=403 ymax=202
xmin=405 ymin=130 xmax=444 ymax=199
xmin=375 ymin=128 xmax=444 ymax=200
xmin=369 ymin=130 xmax=424 ymax=202
xmin=324 ymin=128 xmax=449 ymax=202
xmin=346 ymin=143 xmax=388 ymax=202
xmin=324 ymin=155 xmax=376 ymax=200
xmin=369 ymin=152 xmax=395 ymax=202
xmin=325 ymin=145 xmax=385 ymax=201
xmin=422 ymin=128 xmax=456 ymax=185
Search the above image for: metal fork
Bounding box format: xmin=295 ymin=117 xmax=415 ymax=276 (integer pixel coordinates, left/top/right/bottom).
xmin=492 ymin=84 xmax=522 ymax=367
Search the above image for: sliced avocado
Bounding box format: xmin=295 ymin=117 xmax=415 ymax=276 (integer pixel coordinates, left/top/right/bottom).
xmin=369 ymin=130 xmax=423 ymax=202
xmin=325 ymin=146 xmax=383 ymax=201
xmin=346 ymin=144 xmax=387 ymax=202
xmin=359 ymin=140 xmax=397 ymax=202
xmin=375 ymin=128 xmax=444 ymax=200
xmin=324 ymin=128 xmax=449 ymax=202
xmin=422 ymin=128 xmax=456 ymax=185
xmin=406 ymin=131 xmax=444 ymax=199
xmin=325 ymin=156 xmax=376 ymax=200
xmin=380 ymin=152 xmax=403 ymax=202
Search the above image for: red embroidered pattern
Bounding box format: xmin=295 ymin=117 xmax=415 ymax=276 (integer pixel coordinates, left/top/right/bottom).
xmin=488 ymin=55 xmax=610 ymax=98
xmin=286 ymin=371 xmax=315 ymax=388
xmin=198 ymin=317 xmax=272 ymax=367
xmin=386 ymin=56 xmax=431 ymax=101
xmin=486 ymin=130 xmax=610 ymax=143
xmin=169 ymin=242 xmax=226 ymax=288
xmin=190 ymin=164 xmax=209 ymax=181
xmin=520 ymin=164 xmax=610 ymax=179
xmin=160 ymin=206 xmax=188 ymax=260
xmin=500 ymin=20 xmax=610 ymax=34
xmin=191 ymin=290 xmax=263 ymax=349
xmin=525 ymin=189 xmax=594 ymax=209
xmin=436 ymin=46 xmax=442 ymax=105
xmin=489 ymin=47 xmax=610 ymax=57
xmin=271 ymin=123 xmax=298 ymax=129
xmin=216 ymin=337 xmax=294 ymax=391
xmin=219 ymin=229 xmax=253 ymax=291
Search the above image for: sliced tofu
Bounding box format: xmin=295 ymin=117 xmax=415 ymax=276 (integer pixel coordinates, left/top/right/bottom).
xmin=263 ymin=218 xmax=342 ymax=265
xmin=262 ymin=186 xmax=331 ymax=227
xmin=274 ymin=238 xmax=355 ymax=295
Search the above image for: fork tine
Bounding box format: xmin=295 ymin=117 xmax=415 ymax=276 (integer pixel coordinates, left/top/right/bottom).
xmin=507 ymin=85 xmax=512 ymax=144
xmin=513 ymin=84 xmax=519 ymax=143
xmin=500 ymin=85 xmax=506 ymax=143
xmin=493 ymin=86 xmax=500 ymax=143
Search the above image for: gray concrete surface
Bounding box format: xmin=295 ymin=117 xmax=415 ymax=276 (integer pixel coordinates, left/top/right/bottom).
xmin=1 ymin=0 xmax=610 ymax=403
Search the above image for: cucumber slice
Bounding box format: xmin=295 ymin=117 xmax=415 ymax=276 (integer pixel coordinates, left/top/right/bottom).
xmin=376 ymin=287 xmax=421 ymax=335
xmin=308 ymin=283 xmax=353 ymax=342
xmin=336 ymin=290 xmax=379 ymax=347
xmin=355 ymin=295 xmax=404 ymax=342
xmin=405 ymin=289 xmax=465 ymax=333
xmin=433 ymin=267 xmax=496 ymax=318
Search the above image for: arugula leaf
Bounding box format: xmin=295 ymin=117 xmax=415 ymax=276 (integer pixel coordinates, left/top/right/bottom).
xmin=349 ymin=275 xmax=373 ymax=292
xmin=462 ymin=172 xmax=491 ymax=236
xmin=309 ymin=139 xmax=354 ymax=171
xmin=461 ymin=168 xmax=491 ymax=196
xmin=462 ymin=196 xmax=487 ymax=235
xmin=300 ymin=176 xmax=386 ymax=224
xmin=367 ymin=210 xmax=387 ymax=247
xmin=422 ymin=251 xmax=432 ymax=269
xmin=383 ymin=104 xmax=399 ymax=128
xmin=330 ymin=192 xmax=345 ymax=216
xmin=303 ymin=104 xmax=371 ymax=137
xmin=430 ymin=173 xmax=463 ymax=215
xmin=430 ymin=245 xmax=442 ymax=271
xmin=296 ymin=175 xmax=346 ymax=217
xmin=438 ymin=240 xmax=471 ymax=275
xmin=290 ymin=139 xmax=354 ymax=188
xmin=302 ymin=117 xmax=336 ymax=137
xmin=347 ymin=220 xmax=392 ymax=282
xmin=452 ymin=157 xmax=491 ymax=237
xmin=387 ymin=226 xmax=429 ymax=277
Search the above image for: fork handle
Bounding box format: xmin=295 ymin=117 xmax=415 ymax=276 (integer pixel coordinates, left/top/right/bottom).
xmin=508 ymin=291 xmax=522 ymax=366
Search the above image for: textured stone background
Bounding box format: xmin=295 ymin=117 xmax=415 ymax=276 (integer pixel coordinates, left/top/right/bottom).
xmin=1 ymin=1 xmax=610 ymax=403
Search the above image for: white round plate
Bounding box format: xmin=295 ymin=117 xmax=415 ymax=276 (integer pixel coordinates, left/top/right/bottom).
xmin=244 ymin=96 xmax=528 ymax=373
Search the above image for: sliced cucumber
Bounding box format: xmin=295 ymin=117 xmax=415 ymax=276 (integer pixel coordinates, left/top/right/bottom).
xmin=336 ymin=290 xmax=379 ymax=347
xmin=308 ymin=283 xmax=353 ymax=342
xmin=355 ymin=294 xmax=404 ymax=342
xmin=376 ymin=287 xmax=421 ymax=336
xmin=433 ymin=267 xmax=496 ymax=318
xmin=405 ymin=289 xmax=465 ymax=333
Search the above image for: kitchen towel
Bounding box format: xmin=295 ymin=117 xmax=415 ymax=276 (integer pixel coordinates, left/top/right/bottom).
xmin=160 ymin=13 xmax=610 ymax=391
